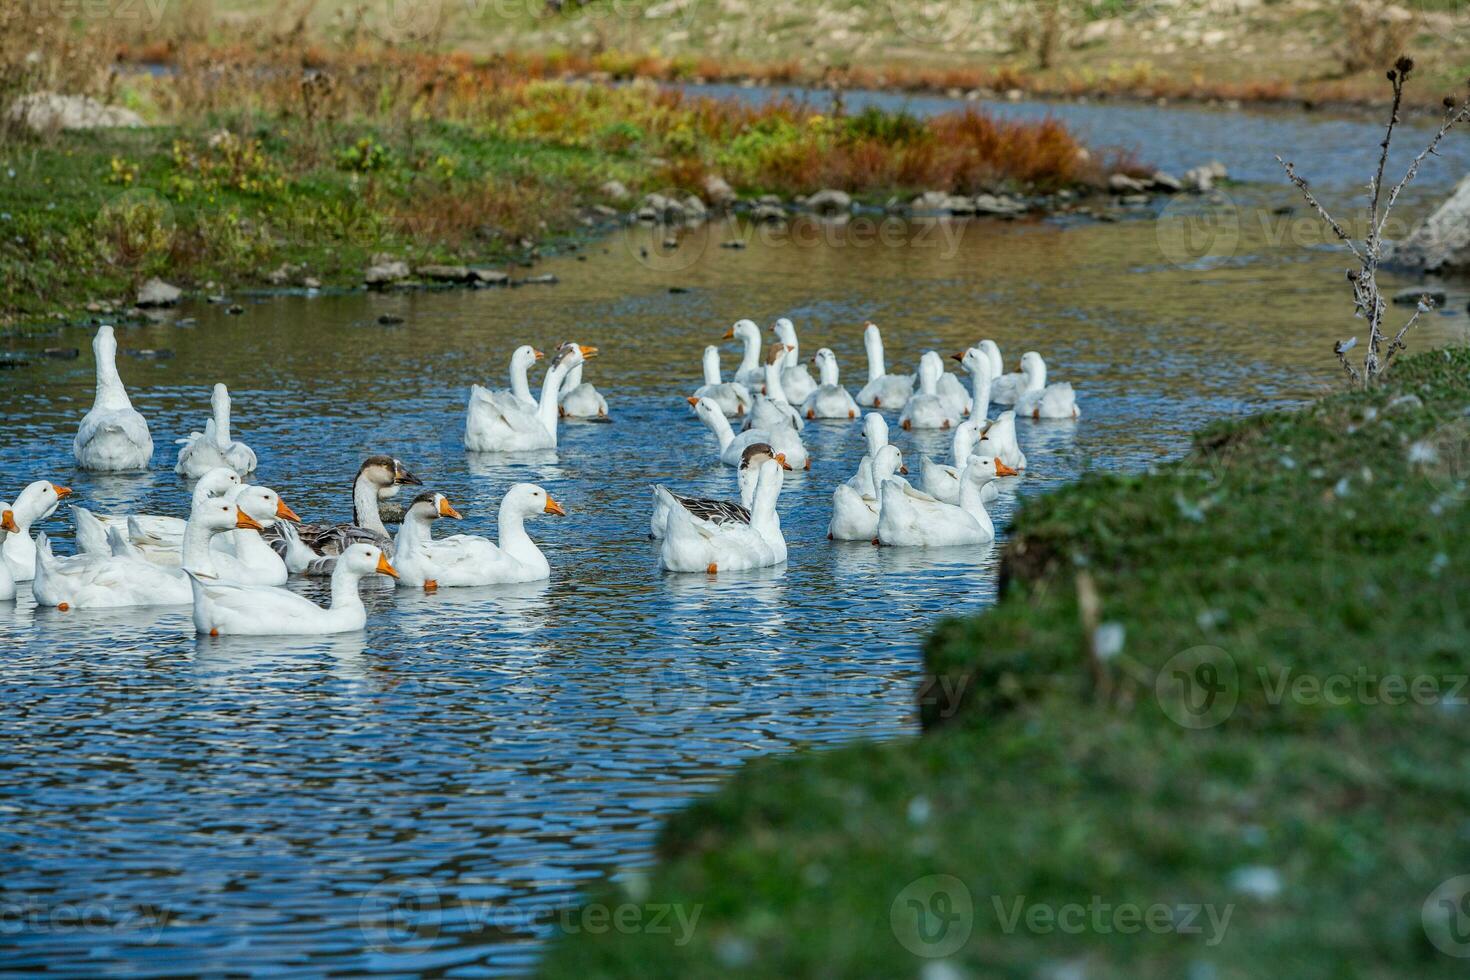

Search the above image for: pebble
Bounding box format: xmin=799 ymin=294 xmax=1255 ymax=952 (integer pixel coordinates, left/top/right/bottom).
xmin=378 ymin=314 xmax=406 ymax=325
xmin=42 ymin=347 xmax=79 ymax=359
xmin=125 ymin=348 xmax=174 ymax=359
xmin=226 ymin=304 xmax=245 ymax=315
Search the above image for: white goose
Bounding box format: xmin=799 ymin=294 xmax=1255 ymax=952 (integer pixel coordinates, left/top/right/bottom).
xmin=846 ymin=412 xmax=895 ymax=496
xmin=2 ymin=481 xmax=72 ymax=581
xmin=650 ymin=442 xmax=788 ymax=539
xmin=989 ymin=342 xmax=1030 ymax=406
xmin=657 ymin=458 xmax=787 ymax=573
xmin=176 ymin=384 xmax=258 ymax=478
xmin=920 ymin=420 xmax=1017 ymax=505
xmin=74 ymin=325 xmax=154 ymax=472
xmin=856 ymin=321 xmax=914 ymax=409
xmin=466 ymin=343 xmax=596 ymax=452
xmin=916 ymin=354 xmax=971 ymax=420
xmin=744 ymin=343 xmax=806 ymax=432
xmin=73 ymin=468 xmax=241 ymax=566
xmin=690 ymin=396 xmax=809 ymax=471
xmin=392 ymin=485 xmax=565 ymax=588
xmin=0 ymin=507 xmax=17 ymax=601
xmin=692 ymin=345 xmax=753 ymax=418
xmin=801 ymin=348 xmax=860 ymax=420
xmin=985 ymin=410 xmax=1028 ymax=472
xmin=559 ymin=360 xmax=609 ymax=419
xmin=771 ymin=317 xmax=818 ymax=403
xmin=188 ymin=543 xmax=398 ymax=636
xmin=877 ymin=454 xmax=1005 ymax=548
xmin=207 ymin=485 xmax=303 ymax=586
xmin=899 ymin=353 xmax=961 ymax=431
xmin=1013 ymin=351 xmax=1081 ymax=420
xmin=829 ymin=445 xmax=904 ymax=542
xmin=723 ymin=319 xmax=766 ymax=389
xmin=488 ymin=344 xmax=544 ymax=411
xmin=33 ymin=497 xmax=262 ymax=610
xmin=953 ymin=347 xmax=993 ymax=426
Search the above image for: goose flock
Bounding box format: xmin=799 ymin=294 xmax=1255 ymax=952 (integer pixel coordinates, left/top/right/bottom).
xmin=4 ymin=319 xmax=1079 ymax=636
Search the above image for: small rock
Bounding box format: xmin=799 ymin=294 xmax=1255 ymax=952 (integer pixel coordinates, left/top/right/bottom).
xmin=175 ymin=318 xmax=196 ymax=328
xmin=1149 ymin=171 xmax=1184 ymax=193
xmin=511 ymin=274 xmax=559 ymax=287
xmin=302 ymin=277 xmax=321 ymax=290
xmin=806 ymin=188 xmax=853 ymax=216
xmin=9 ymin=92 xmax=144 ymax=132
xmin=377 ymin=314 xmax=405 ymax=325
xmin=973 ymin=193 xmax=1027 ymax=216
xmin=1183 ymin=167 xmax=1215 ymax=193
xmin=589 ymin=204 xmax=618 ymax=219
xmin=1392 ymin=287 xmax=1446 ymax=307
xmin=662 ymin=236 xmax=679 ymax=249
xmin=1386 ymin=393 xmax=1424 ymax=414
xmin=226 ymin=304 xmax=245 ymax=315
xmin=682 ymin=194 xmax=708 ymax=220
xmin=1120 ymin=193 xmax=1152 ymax=206
xmin=599 ymin=179 xmax=630 ymax=201
xmin=126 ymin=348 xmax=174 ymax=359
xmin=205 ymin=294 xmax=228 ymax=304
xmin=911 ymin=190 xmax=950 ymax=211
xmin=136 ymin=278 xmax=181 ymax=307
xmin=42 ymin=347 xmax=80 ymax=359
xmin=639 ymin=193 xmax=684 ymax=223
xmin=943 ymin=195 xmax=977 ymax=215
xmin=85 ymin=301 xmax=104 ymax=313
xmin=720 ymin=240 xmax=747 ymax=250
xmin=416 ymin=264 xmax=474 ymax=283
xmin=0 ymin=353 xmax=31 ymax=369
xmin=364 ymin=260 xmax=410 ymax=287
xmin=1108 ymin=173 xmax=1150 ymax=194
xmin=701 ymin=174 xmax=735 ymax=208
xmin=668 ymin=286 xmax=689 ymax=294
xmin=265 ymin=263 xmax=294 ymax=286
xmin=751 ymin=204 xmax=785 ymax=224
xmin=757 ymin=194 xmax=783 ymax=207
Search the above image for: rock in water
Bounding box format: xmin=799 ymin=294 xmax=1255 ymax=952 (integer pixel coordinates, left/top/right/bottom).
xmin=136 ymin=278 xmax=181 ymax=307
xmin=1386 ymin=174 xmax=1470 ymax=274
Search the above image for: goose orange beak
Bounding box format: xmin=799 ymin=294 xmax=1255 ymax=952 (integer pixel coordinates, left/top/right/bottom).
xmin=235 ymin=508 xmax=264 ymax=531
xmin=439 ymin=497 xmax=463 ymax=520
xmin=578 ymin=345 xmax=599 ymax=358
xmin=533 ymin=349 xmax=545 ymax=360
xmin=951 ymin=351 xmax=965 ymax=362
xmin=995 ymin=458 xmax=1019 ymax=477
xmin=899 ymin=465 xmax=909 ymax=475
xmin=376 ymin=553 xmax=399 ymax=579
xmin=1 ymin=511 xmax=16 ymax=534
xmin=722 ymin=327 xmax=735 ymax=339
xmin=51 ymin=484 xmax=73 ymax=499
xmin=544 ymin=495 xmax=566 ymax=516
xmin=276 ymin=500 xmax=301 ymax=522
xmin=686 ymin=395 xmax=701 ymax=407
xmin=774 ymin=453 xmax=793 ymax=470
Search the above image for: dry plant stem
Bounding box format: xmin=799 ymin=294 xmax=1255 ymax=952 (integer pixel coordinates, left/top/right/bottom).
xmin=1277 ymin=59 xmax=1470 ymax=386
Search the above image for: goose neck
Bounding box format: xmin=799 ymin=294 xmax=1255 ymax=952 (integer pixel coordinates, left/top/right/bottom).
xmin=353 ymin=476 xmax=388 ymax=537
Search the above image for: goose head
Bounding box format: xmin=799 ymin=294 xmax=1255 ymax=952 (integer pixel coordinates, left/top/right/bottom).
xmin=235 ymin=485 xmax=300 ymax=528
xmin=1020 ymin=351 xmax=1047 ymax=386
xmin=739 ymin=442 xmax=793 ymax=472
xmin=551 ymin=342 xmax=597 ymax=374
xmin=407 ymin=491 xmax=463 ymax=523
xmin=953 ymin=347 xmax=992 ymax=379
xmin=194 ymin=497 xmax=265 ymax=536
xmin=196 ymin=468 xmax=242 ymax=499
xmin=770 ymin=317 xmax=798 ymax=350
xmin=687 ymin=395 xmax=725 ymax=431
xmin=967 ymin=455 xmax=1019 ymax=485
xmin=93 ymin=324 xmax=118 ymax=363
xmin=339 ymin=543 xmax=399 ymax=580
xmin=873 ymin=444 xmax=903 ymax=485
xmin=724 ymin=319 xmax=761 ymax=349
xmin=505 ymin=483 xmax=566 ymax=520
xmin=510 ymin=344 xmax=544 ymax=376
xmin=701 ymin=345 xmax=722 ymax=385
xmin=13 ymin=481 xmax=72 ymax=526
xmin=862 ymin=412 xmax=889 ymax=454
xmin=359 ymin=455 xmax=423 ymax=498
xmin=211 ymin=382 xmax=231 ymax=417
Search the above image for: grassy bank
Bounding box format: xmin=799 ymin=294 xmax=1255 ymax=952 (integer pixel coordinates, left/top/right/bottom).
xmin=134 ymin=1 xmax=1470 ymax=113
xmin=539 ymin=346 xmax=1470 ymax=977
xmin=2 ymin=31 xmax=1126 ymax=328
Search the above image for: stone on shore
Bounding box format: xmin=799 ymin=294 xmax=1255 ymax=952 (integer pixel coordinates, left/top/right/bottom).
xmin=416 ymin=264 xmax=475 ymax=283
xmin=136 ymin=278 xmax=181 ymax=307
xmin=599 ymin=179 xmax=631 ymax=201
xmin=1108 ymin=173 xmax=1150 ymax=194
xmin=364 ymin=259 xmax=410 ymax=287
xmin=973 ymin=193 xmax=1027 ymax=216
xmin=1385 ymin=174 xmax=1470 ymax=274
xmin=473 ymin=269 xmax=511 ymax=286
xmin=1150 ymin=171 xmax=1184 ymax=193
xmin=9 ymin=93 xmax=144 ymax=132
xmin=806 ymin=189 xmax=853 ymax=216
xmin=702 ymin=174 xmax=736 ymax=208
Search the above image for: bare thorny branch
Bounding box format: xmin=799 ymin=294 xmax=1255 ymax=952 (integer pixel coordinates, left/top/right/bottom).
xmin=1277 ymin=57 xmax=1470 ymax=387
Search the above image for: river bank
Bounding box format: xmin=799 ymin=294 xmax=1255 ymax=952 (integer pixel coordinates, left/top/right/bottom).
xmin=538 ymin=344 xmax=1470 ymax=976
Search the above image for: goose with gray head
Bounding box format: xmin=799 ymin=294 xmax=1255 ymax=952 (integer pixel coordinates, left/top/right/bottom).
xmin=391 ymin=485 xmax=566 ymax=588
xmin=176 ymin=383 xmax=258 ymax=478
xmin=691 ymin=345 xmax=753 ymax=418
xmin=259 ymin=455 xmax=422 ymax=575
xmin=650 ymin=442 xmax=791 ymax=539
xmin=74 ymin=325 xmax=153 ymax=472
xmin=657 ymin=458 xmax=787 ymax=573
xmin=466 ymin=343 xmax=597 ymax=451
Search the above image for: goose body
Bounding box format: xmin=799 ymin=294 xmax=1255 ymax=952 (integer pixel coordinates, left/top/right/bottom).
xmin=2 ymin=481 xmax=72 ymax=581
xmin=207 ymin=485 xmax=303 ymax=586
xmin=692 ymin=345 xmax=753 ymax=418
xmin=33 ymin=497 xmax=261 ymax=609
xmin=801 ymin=348 xmax=860 ymax=420
xmin=1012 ymin=352 xmax=1081 ymax=420
xmin=771 ymin=318 xmax=817 ymax=403
xmin=559 ymin=361 xmax=609 ymax=419
xmin=984 ymin=411 xmax=1027 ymax=472
xmin=830 ymin=445 xmax=904 ymax=542
xmin=743 ymin=343 xmax=806 ymax=432
xmin=259 ymin=456 xmax=421 ymax=575
xmin=0 ymin=507 xmax=16 ymax=601
xmin=846 ymin=413 xmax=893 ymax=497
xmin=74 ymin=325 xmax=153 ymax=472
xmin=877 ymin=455 xmax=1004 ymax=548
xmin=855 ymin=322 xmax=914 ymax=409
xmin=72 ymin=468 xmax=241 ymax=566
xmin=466 ymin=344 xmax=595 ymax=451
xmin=921 ymin=424 xmax=1015 ymax=505
xmin=175 ymin=384 xmax=258 ymax=478
xmin=692 ymin=395 xmax=809 ymax=471
xmin=650 ymin=442 xmax=787 ymax=539
xmin=392 ymin=486 xmax=565 ymax=588
xmin=658 ymin=459 xmax=787 ymax=573
xmin=899 ymin=352 xmax=961 ymax=431
xmin=189 ymin=543 xmax=398 ymax=636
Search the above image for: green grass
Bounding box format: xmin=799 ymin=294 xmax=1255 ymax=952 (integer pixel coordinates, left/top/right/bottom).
xmin=539 ymin=347 xmax=1470 ymax=978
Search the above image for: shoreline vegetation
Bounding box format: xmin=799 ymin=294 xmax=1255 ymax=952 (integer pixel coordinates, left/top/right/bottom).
xmin=539 ymin=344 xmax=1470 ymax=976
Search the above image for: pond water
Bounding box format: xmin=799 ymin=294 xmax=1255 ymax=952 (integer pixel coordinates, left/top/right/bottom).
xmin=2 ymin=96 xmax=1469 ymax=976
